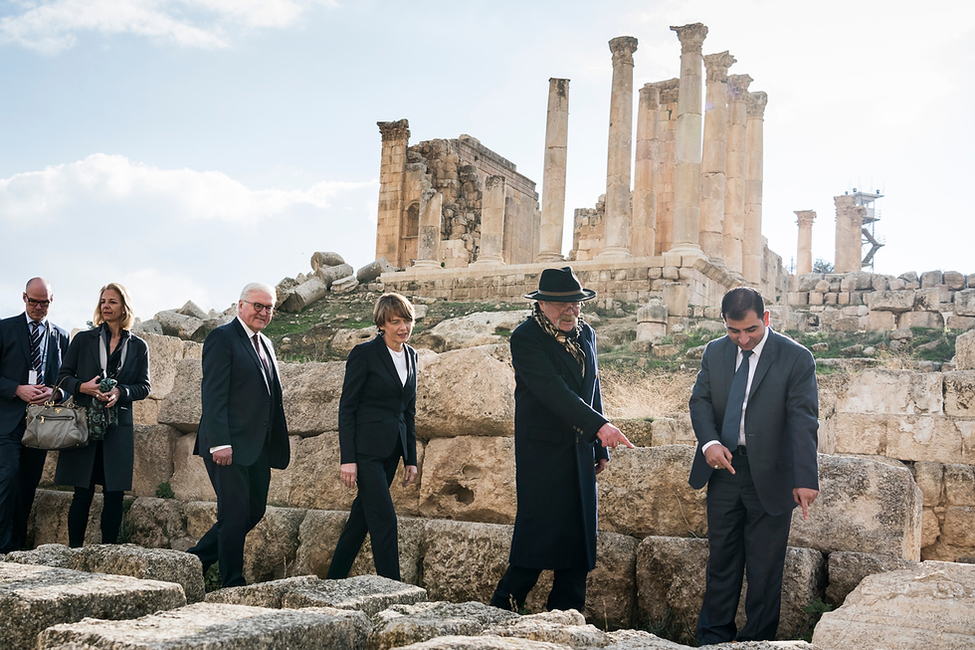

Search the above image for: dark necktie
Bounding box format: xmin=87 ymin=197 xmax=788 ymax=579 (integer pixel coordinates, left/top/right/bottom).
xmin=253 ymin=334 xmax=271 ymax=384
xmin=30 ymin=321 xmax=44 ymax=384
xmin=720 ymin=350 xmax=753 ymax=452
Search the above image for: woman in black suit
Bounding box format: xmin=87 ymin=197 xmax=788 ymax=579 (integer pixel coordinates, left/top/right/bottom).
xmin=56 ymin=282 xmax=150 ymax=547
xmin=327 ymin=292 xmax=418 ymax=580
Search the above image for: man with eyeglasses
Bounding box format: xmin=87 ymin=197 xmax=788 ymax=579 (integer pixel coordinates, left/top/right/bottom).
xmin=491 ymin=267 xmax=633 ymax=614
xmin=188 ymin=282 xmax=290 ymax=587
xmin=0 ymin=278 xmax=70 ymax=552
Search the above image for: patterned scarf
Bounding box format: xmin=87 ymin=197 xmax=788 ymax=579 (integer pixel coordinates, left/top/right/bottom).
xmin=533 ymin=302 xmax=586 ymax=377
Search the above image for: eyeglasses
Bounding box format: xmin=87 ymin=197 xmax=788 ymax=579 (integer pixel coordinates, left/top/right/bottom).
xmin=555 ymin=301 xmax=582 ymax=312
xmin=25 ymin=298 xmax=51 ymax=307
xmin=242 ymin=300 xmax=274 ymax=314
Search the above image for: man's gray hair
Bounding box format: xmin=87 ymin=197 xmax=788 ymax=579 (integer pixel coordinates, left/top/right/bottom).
xmin=239 ymin=282 xmax=276 ymax=304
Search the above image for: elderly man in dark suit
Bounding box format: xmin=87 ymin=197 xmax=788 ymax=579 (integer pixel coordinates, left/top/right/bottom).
xmin=0 ymin=277 xmax=70 ymax=552
xmin=188 ymin=282 xmax=290 ymax=588
xmin=689 ymin=287 xmax=819 ymax=644
xmin=490 ymin=267 xmax=633 ymax=613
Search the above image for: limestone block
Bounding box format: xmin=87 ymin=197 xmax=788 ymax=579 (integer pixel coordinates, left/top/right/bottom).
xmin=280 ymin=276 xmax=329 ymax=313
xmin=871 ymin=275 xmax=891 ymax=291
xmin=889 ymin=278 xmax=906 ymax=290
xmin=67 ymin=543 xmax=206 ymax=603
xmin=292 ymin=511 xmax=425 ymax=585
xmin=2 ymin=543 xmax=74 ymax=568
xmin=597 ymin=446 xmax=706 ymax=539
xmin=787 ymin=291 xmax=808 ymax=306
xmin=288 ymin=433 xmax=421 ymax=515
xmin=947 ymin=315 xmax=975 ymax=331
xmin=419 ymin=519 xmax=512 ymax=605
xmin=154 ymin=310 xmax=207 ymax=342
xmin=789 ymin=455 xmax=922 ymax=560
xmin=969 ymin=273 xmax=975 ymax=289
xmin=941 ymin=506 xmax=975 ymax=550
xmin=865 ymin=310 xmax=896 ymax=331
xmin=170 ymin=433 xmax=216 ymax=502
xmin=956 ymin=290 xmax=975 ymax=317
xmin=395 ymin=635 xmax=619 ymax=649
xmin=278 ymin=360 xmax=345 ymax=436
xmin=141 ymin=333 xmax=201 ymax=400
xmin=310 ymin=251 xmax=346 ymax=271
xmin=157 ymin=358 xmax=203 ymax=433
xmin=31 ymin=489 xmax=102 ymax=547
xmin=414 ymin=311 xmax=529 ymax=353
xmin=920 ymin=270 xmax=944 ymax=288
xmin=133 ymin=397 xmax=162 ymax=426
xmin=911 ymin=461 xmax=945 ymax=505
xmin=356 ymin=257 xmax=396 ymax=283
xmin=807 ymin=291 xmax=824 ymax=306
xmin=485 ymin=610 xmax=611 ymax=647
xmin=131 ymin=424 xmax=179 ymax=498
xmin=813 ymin=561 xmax=975 ymax=649
xmin=2 ymin=562 xmax=185 ymax=650
xmin=616 ymin=418 xmax=653 ymax=447
xmin=914 ymin=287 xmax=943 ymax=311
xmin=832 ymin=316 xmax=860 ymax=332
xmin=662 ymin=282 xmax=688 ymax=316
xmin=38 ymin=601 xmax=370 ymax=650
xmin=331 ymin=275 xmax=359 ymax=294
xmin=897 ymin=310 xmax=944 ymax=329
xmin=636 ymin=300 xmax=668 ymax=323
xmin=886 ymin=415 xmax=969 ymax=464
xmin=797 ymin=274 xmax=824 ymax=291
xmin=416 ymin=346 xmax=515 ymax=439
xmin=957 ymin=331 xmax=975 ymax=370
xmin=824 ymin=551 xmax=916 ymax=606
xmin=944 ymin=271 xmax=966 ymax=290
xmin=124 ymin=496 xmax=193 ymax=551
xmin=418 ymin=436 xmax=515 ymax=524
xmin=836 ymin=369 xmax=943 ymax=415
xmin=582 ymin=531 xmax=639 ymax=629
xmin=944 ymin=464 xmax=975 ymax=506
xmin=331 ymin=327 xmax=379 ymax=357
xmin=635 ymin=536 xmax=825 ymax=643
xmin=865 ymin=290 xmax=915 ymax=313
xmin=652 ymin=416 xmax=696 ymax=447
xmin=921 ymin=507 xmax=941 ymax=549
xmin=944 ymin=371 xmax=975 ymax=417
xmin=369 ymin=601 xmax=519 ymax=650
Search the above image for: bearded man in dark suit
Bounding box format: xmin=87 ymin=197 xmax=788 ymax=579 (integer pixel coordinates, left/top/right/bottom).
xmin=689 ymin=287 xmax=819 ymax=644
xmin=0 ymin=277 xmax=70 ymax=552
xmin=188 ymin=282 xmax=290 ymax=588
xmin=490 ymin=267 xmax=633 ymax=613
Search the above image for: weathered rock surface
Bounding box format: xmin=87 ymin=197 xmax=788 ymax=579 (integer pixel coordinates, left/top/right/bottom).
xmin=824 ymin=550 xmax=916 ymax=606
xmin=485 ymin=609 xmax=611 ymax=646
xmin=169 ymin=432 xmax=216 ymax=501
xmin=418 ymin=436 xmax=516 ymax=524
xmin=396 ymin=635 xmax=569 ymax=649
xmin=310 ymin=251 xmax=346 ymax=271
xmin=369 ymin=601 xmax=519 ymax=650
xmin=123 ymin=496 xmax=195 ymax=551
xmin=280 ymin=276 xmax=329 ymax=313
xmin=157 ymin=358 xmax=203 ymax=433
xmin=154 ymin=309 xmax=208 ymax=341
xmin=132 ymin=424 xmax=179 ymax=497
xmin=278 ymin=360 xmax=345 ymax=436
xmin=357 ymin=257 xmax=396 ymax=283
xmin=37 ymin=601 xmax=370 ymax=649
xmin=332 ymin=326 xmax=380 ymax=356
xmin=415 ymin=310 xmax=529 ymax=353
xmin=317 ymin=263 xmax=355 ymax=287
xmin=1 ymin=562 xmax=185 ymax=650
xmin=813 ymin=560 xmax=975 ymax=649
xmin=957 ymin=330 xmax=975 ymax=370
xmin=416 ymin=345 xmax=515 ymax=438
xmin=331 ymin=275 xmax=360 ymax=294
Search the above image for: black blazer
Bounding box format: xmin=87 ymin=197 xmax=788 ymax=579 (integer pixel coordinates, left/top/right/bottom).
xmin=55 ymin=326 xmax=151 ymax=491
xmin=196 ymin=319 xmax=289 ymax=469
xmin=688 ymin=329 xmax=819 ymax=515
xmin=0 ymin=314 xmax=70 ymax=438
xmin=338 ymin=334 xmax=417 ymax=466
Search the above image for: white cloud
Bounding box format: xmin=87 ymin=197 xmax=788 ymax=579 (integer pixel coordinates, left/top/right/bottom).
xmin=0 ymin=0 xmax=335 ymax=54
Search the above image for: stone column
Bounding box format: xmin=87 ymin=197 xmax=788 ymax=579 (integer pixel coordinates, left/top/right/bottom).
xmin=474 ymin=175 xmax=506 ymax=266
xmin=652 ymin=79 xmax=679 ymax=255
xmin=598 ymin=35 xmax=638 ymax=259
xmin=834 ymin=195 xmax=865 ymax=273
xmin=537 ymin=78 xmax=569 ymax=262
xmin=700 ymin=51 xmax=735 ymax=260
xmin=742 ymin=90 xmax=767 ymax=285
xmin=375 ymin=120 xmax=410 ymax=267
xmin=632 ymin=83 xmax=660 ymax=258
xmin=412 ymin=185 xmax=442 ymax=269
xmin=667 ymin=22 xmax=708 ymax=259
xmin=721 ymin=74 xmax=751 ymax=275
xmin=795 ymin=210 xmax=816 ymax=275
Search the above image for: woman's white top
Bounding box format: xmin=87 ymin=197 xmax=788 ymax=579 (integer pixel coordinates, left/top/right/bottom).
xmin=387 ymin=345 xmax=409 ymax=386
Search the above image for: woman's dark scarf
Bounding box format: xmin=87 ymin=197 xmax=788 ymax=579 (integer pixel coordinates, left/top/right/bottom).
xmin=532 ymin=302 xmax=586 ymax=377
xmin=87 ymin=324 xmax=129 ymax=441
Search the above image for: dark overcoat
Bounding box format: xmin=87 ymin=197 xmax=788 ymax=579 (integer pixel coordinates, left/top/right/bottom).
xmin=55 ymin=328 xmax=151 ymax=492
xmin=508 ymin=317 xmax=609 ymax=571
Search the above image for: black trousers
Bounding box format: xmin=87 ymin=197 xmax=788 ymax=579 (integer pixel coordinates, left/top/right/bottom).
xmin=326 ymin=452 xmax=401 ymax=580
xmin=65 ymin=440 xmax=123 ymax=548
xmin=490 ymin=564 xmax=588 ymax=613
xmin=697 ymin=450 xmax=792 ymax=644
xmin=188 ymin=445 xmax=270 ymax=588
xmin=0 ymin=434 xmax=47 ymax=552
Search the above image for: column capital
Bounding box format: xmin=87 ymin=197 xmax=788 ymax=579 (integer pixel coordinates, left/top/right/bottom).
xmin=609 ymin=36 xmax=639 ymax=67
xmin=378 ymin=119 xmax=410 ymax=142
xmin=747 ymin=91 xmax=768 ymax=118
xmin=727 ymin=74 xmax=753 ymax=101
xmin=795 ymin=210 xmax=816 ymax=226
xmin=670 ymin=23 xmax=708 ymax=53
xmin=704 ymin=51 xmax=736 ymax=82
xmin=639 ymin=83 xmax=660 ymax=109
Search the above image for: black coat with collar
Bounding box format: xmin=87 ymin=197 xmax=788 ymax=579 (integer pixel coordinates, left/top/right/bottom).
xmin=508 ymin=316 xmax=609 ymax=571
xmin=0 ymin=314 xmax=70 ymax=439
xmin=196 ymin=319 xmax=289 ymax=469
xmin=55 ymin=327 xmax=151 ymax=491
xmin=338 ymin=334 xmax=417 ymax=466
xmin=688 ymin=328 xmax=819 ymax=515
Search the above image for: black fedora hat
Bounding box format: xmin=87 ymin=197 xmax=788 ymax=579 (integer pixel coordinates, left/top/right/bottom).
xmin=524 ymin=267 xmax=597 ymax=302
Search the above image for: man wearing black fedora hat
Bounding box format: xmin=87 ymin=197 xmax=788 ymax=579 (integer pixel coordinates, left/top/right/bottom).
xmin=490 ymin=266 xmax=633 ymax=613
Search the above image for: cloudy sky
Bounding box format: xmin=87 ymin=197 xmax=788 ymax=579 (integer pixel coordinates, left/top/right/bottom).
xmin=1 ymin=0 xmax=972 ymax=330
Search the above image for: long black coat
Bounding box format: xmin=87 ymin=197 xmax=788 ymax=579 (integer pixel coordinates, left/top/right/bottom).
xmin=55 ymin=328 xmax=151 ymax=491
xmin=508 ymin=317 xmax=609 ymax=571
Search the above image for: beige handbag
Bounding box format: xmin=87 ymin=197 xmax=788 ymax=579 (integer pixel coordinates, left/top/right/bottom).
xmin=23 ymin=380 xmax=89 ymax=450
